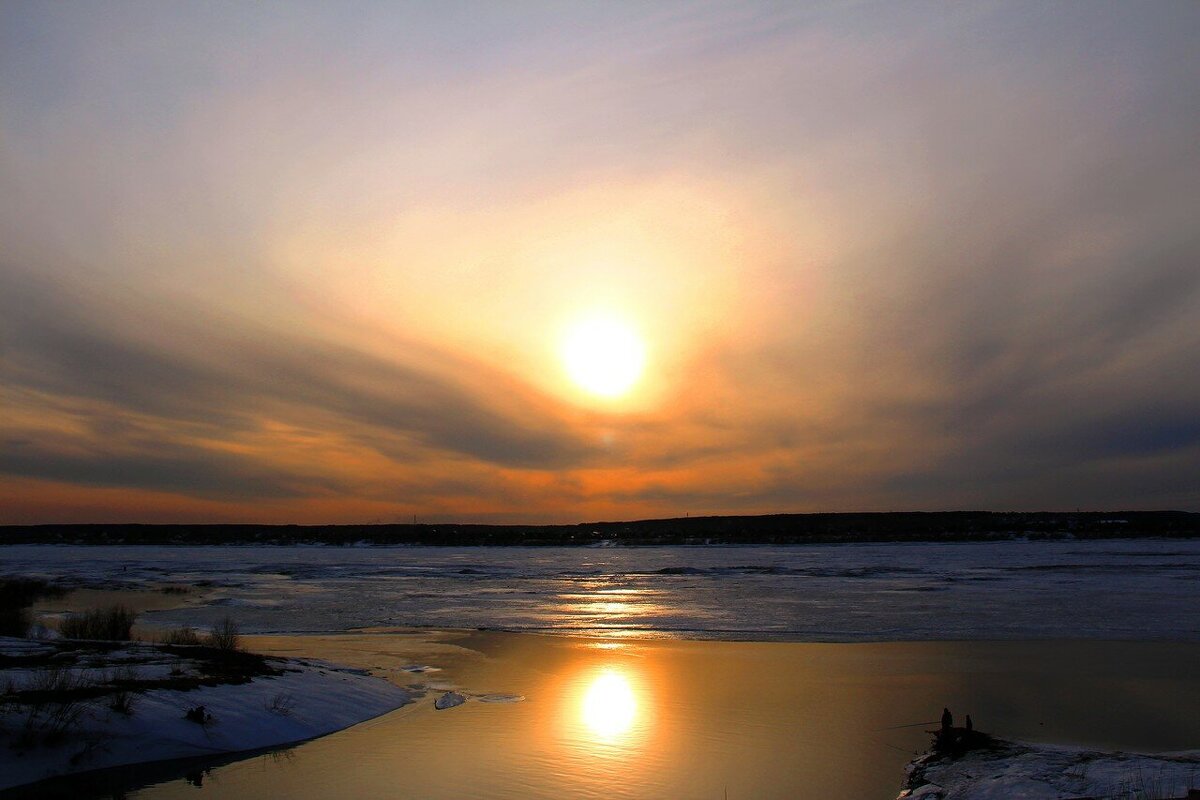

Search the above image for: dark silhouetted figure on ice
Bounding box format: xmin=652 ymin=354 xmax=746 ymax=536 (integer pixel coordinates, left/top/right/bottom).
xmin=931 ymin=707 xmax=990 ymax=759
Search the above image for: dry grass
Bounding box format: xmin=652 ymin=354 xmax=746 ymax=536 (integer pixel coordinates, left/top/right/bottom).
xmin=161 ymin=625 xmax=202 ymax=646
xmin=58 ymin=606 xmax=136 ymax=641
xmin=265 ymin=691 xmax=296 ymax=716
xmin=106 ymin=666 xmax=139 ymax=715
xmin=207 ymin=616 xmax=240 ymax=651
xmin=1110 ymin=764 xmax=1200 ymax=800
xmin=16 ymin=665 xmax=93 ymax=746
xmin=3 ymin=637 xmax=283 ymax=749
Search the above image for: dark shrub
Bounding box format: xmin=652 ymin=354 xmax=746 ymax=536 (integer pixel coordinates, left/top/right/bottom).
xmin=107 ymin=666 xmax=138 ymax=715
xmin=0 ymin=578 xmax=64 ymax=637
xmin=0 ymin=607 xmax=31 ymax=638
xmin=59 ymin=605 xmax=136 ymax=640
xmin=162 ymin=626 xmax=202 ymax=645
xmin=265 ymin=692 xmax=296 ymax=716
xmin=17 ymin=665 xmax=91 ymax=746
xmin=207 ymin=616 xmax=240 ymax=651
xmin=184 ymin=705 xmax=212 ymax=724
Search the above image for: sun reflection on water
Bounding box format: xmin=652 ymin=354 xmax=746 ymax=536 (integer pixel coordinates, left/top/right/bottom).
xmin=549 ymin=585 xmax=672 ymax=638
xmin=588 ymin=641 xmax=627 ymax=651
xmin=581 ymin=669 xmax=638 ymax=740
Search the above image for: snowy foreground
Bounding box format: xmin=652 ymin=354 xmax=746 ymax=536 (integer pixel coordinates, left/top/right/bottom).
xmin=0 ymin=636 xmax=413 ymax=791
xmin=898 ymin=738 xmax=1200 ymax=800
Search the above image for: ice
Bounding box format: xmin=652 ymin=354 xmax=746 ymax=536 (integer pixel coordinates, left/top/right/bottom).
xmin=475 ymin=693 xmax=525 ymax=703
xmin=434 ymin=691 xmax=466 ymax=710
xmin=3 ymin=540 xmax=1200 ymax=641
xmin=898 ymin=740 xmax=1200 ymax=799
xmin=0 ymin=643 xmax=413 ymax=791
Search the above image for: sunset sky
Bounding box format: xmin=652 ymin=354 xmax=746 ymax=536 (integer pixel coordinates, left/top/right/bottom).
xmin=2 ymin=2 xmax=1198 ymax=523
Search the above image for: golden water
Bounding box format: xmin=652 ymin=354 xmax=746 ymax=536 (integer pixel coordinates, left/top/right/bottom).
xmin=119 ymin=634 xmax=1200 ymax=799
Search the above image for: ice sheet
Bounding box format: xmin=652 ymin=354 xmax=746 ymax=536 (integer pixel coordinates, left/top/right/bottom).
xmin=4 ymin=540 xmax=1200 ymax=641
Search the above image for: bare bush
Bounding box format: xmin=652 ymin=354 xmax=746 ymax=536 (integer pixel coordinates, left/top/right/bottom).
xmin=162 ymin=626 xmax=202 ymax=646
xmin=25 ymin=663 xmax=89 ymax=695
xmin=0 ymin=578 xmax=64 ymax=637
xmin=108 ymin=689 xmax=135 ymax=715
xmin=17 ymin=665 xmax=93 ymax=746
xmin=207 ymin=616 xmax=240 ymax=651
xmin=106 ymin=666 xmax=138 ymax=715
xmin=1 ymin=677 xmax=17 ymax=717
xmin=59 ymin=605 xmax=136 ymax=640
xmin=265 ymin=692 xmax=296 ymax=716
xmin=184 ymin=705 xmax=212 ymax=725
xmin=0 ymin=607 xmax=32 ymax=638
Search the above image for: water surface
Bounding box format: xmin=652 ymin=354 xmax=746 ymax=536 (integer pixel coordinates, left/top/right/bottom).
xmin=5 ymin=540 xmax=1200 ymax=640
xmin=121 ymin=634 xmax=1200 ymax=799
xmin=6 ymin=542 xmax=1200 ymax=797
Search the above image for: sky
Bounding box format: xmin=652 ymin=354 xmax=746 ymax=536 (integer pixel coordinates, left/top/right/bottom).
xmin=2 ymin=1 xmax=1198 ymax=524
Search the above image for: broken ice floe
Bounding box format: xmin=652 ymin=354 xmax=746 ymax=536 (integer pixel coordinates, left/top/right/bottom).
xmin=475 ymin=693 xmax=524 ymax=703
xmin=434 ymin=691 xmax=466 ymax=710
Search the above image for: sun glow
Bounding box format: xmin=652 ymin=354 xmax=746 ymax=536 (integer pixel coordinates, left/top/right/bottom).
xmin=561 ymin=316 xmax=646 ymax=398
xmin=581 ymin=669 xmax=638 ymax=739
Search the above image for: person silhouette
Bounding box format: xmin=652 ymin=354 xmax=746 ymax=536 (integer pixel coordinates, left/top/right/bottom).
xmin=941 ymin=707 xmax=953 ymax=731
xmin=965 ymin=715 xmax=973 ymax=732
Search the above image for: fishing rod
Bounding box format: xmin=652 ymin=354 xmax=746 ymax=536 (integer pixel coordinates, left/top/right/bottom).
xmin=875 ymin=720 xmax=940 ymax=731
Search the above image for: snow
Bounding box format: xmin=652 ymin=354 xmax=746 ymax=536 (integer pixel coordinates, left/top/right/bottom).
xmin=898 ymin=739 xmax=1200 ymax=799
xmin=0 ymin=639 xmax=413 ymax=791
xmin=0 ymin=638 xmax=56 ymax=657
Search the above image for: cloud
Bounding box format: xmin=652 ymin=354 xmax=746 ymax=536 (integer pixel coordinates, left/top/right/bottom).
xmin=1 ymin=2 xmax=1199 ymax=520
xmin=0 ymin=437 xmax=324 ymax=500
xmin=0 ymin=268 xmax=600 ymax=500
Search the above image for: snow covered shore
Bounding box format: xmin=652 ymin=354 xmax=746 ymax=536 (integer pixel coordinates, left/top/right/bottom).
xmin=0 ymin=636 xmax=413 ymax=791
xmin=898 ymin=738 xmax=1200 ymax=799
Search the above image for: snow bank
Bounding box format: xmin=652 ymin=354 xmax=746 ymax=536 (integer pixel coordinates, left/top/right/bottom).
xmin=898 ymin=739 xmax=1200 ymax=800
xmin=0 ymin=639 xmax=412 ymax=791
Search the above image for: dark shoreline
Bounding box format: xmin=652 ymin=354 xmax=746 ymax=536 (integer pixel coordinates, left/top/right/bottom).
xmin=2 ymin=510 xmax=1197 ymax=546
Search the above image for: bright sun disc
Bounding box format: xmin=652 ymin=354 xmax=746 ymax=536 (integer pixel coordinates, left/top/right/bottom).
xmin=562 ymin=317 xmax=646 ymax=398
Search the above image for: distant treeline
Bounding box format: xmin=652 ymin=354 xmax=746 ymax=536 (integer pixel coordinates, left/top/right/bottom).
xmin=1 ymin=511 xmax=1198 ymax=546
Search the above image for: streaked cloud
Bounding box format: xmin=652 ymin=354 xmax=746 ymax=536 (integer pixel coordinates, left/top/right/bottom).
xmin=1 ymin=1 xmax=1197 ymax=521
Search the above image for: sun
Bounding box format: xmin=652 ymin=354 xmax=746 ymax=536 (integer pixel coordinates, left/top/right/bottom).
xmin=561 ymin=316 xmax=646 ymax=398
